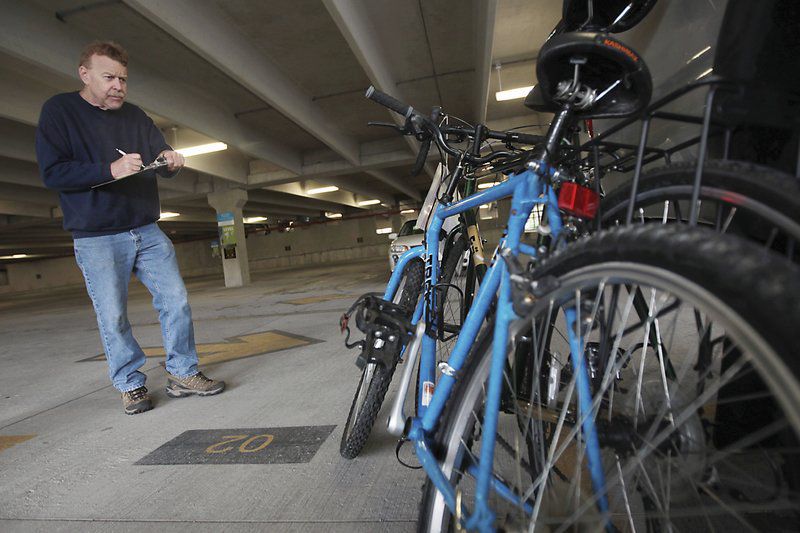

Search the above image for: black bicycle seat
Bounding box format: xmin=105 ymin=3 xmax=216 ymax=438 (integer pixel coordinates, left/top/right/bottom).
xmin=561 ymin=0 xmax=658 ymax=33
xmin=526 ymin=32 xmax=651 ymax=119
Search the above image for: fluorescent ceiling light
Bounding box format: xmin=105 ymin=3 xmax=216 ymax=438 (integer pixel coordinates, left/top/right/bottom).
xmin=688 ymin=46 xmax=711 ymax=63
xmin=496 ymin=85 xmax=534 ymax=102
xmin=0 ymin=253 xmax=28 ymax=259
xmin=400 ymin=209 xmax=416 ymax=214
xmin=243 ymin=216 xmax=267 ymax=224
xmin=325 ymin=212 xmax=342 ymax=219
xmin=159 ymin=211 xmax=180 ymax=219
xmin=175 ymin=142 xmax=227 ymax=157
xmin=696 ymin=67 xmax=713 ymax=80
xmin=376 ymin=227 xmax=393 ymax=234
xmin=477 ymin=182 xmax=498 ymax=190
xmin=358 ymin=199 xmax=380 ymax=206
xmin=307 ymin=185 xmax=339 ymax=194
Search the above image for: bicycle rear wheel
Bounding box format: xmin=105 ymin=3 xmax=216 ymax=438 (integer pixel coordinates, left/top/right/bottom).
xmin=339 ymin=258 xmax=424 ymax=459
xmin=600 ymin=159 xmax=800 ymax=262
xmin=419 ymin=224 xmax=800 ymax=531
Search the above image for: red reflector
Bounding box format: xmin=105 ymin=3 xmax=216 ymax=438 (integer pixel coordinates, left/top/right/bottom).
xmin=558 ymin=182 xmax=599 ymax=219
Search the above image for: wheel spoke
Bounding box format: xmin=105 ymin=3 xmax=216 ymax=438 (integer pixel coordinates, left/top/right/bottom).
xmin=421 ymin=232 xmax=800 ymax=532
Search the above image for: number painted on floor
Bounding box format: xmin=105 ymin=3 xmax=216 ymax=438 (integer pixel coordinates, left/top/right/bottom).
xmin=205 ymin=434 xmax=275 ymax=454
xmin=205 ymin=435 xmax=248 ymax=454
xmin=238 ymin=434 xmax=274 ymax=453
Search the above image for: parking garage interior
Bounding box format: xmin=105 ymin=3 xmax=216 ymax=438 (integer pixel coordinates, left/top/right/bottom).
xmin=0 ymin=1 xmax=754 ymax=531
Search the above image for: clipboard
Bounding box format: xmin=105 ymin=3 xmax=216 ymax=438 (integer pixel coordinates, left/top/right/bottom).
xmin=91 ymin=156 xmax=169 ymax=189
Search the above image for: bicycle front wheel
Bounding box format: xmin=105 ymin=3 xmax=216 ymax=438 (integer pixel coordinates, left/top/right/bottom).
xmin=419 ymin=224 xmax=800 ymax=531
xmin=339 ymin=257 xmax=424 ymax=459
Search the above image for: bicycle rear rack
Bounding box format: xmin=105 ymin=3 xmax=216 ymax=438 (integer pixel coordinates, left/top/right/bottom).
xmin=573 ymin=77 xmax=798 ymax=228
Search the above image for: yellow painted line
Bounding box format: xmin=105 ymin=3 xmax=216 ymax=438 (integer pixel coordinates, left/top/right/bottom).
xmin=0 ymin=435 xmax=35 ymax=453
xmin=82 ymin=330 xmax=318 ymax=365
xmin=280 ymin=294 xmax=352 ymax=305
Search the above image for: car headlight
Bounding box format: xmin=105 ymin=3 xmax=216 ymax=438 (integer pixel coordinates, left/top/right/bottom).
xmin=390 ymin=244 xmax=410 ymax=254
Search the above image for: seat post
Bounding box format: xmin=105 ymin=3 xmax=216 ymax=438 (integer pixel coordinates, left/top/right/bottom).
xmin=542 ymin=103 xmax=575 ymax=165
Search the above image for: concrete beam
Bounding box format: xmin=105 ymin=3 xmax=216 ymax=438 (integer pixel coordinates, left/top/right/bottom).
xmin=158 ymin=205 xmax=216 ymax=224
xmin=0 ymin=182 xmax=58 ymax=206
xmin=323 ymin=176 xmax=395 ymax=206
xmin=0 ymin=119 xmax=37 ymax=162
xmin=247 ymin=113 xmax=541 ymax=187
xmin=475 ymin=1 xmax=498 ymax=124
xmin=0 ymin=77 xmax=44 ymax=127
xmin=246 ymin=190 xmax=347 ymax=214
xmin=0 ymin=241 xmax=73 ymax=251
xmin=0 ymin=1 xmax=302 ymax=174
xmin=124 ymin=0 xmax=360 ymax=164
xmin=124 ymin=0 xmax=420 ymax=201
xmin=323 ymin=0 xmax=434 ymax=187
xmin=0 ymin=158 xmax=43 ymax=188
xmin=0 ymin=199 xmax=56 ymax=218
xmin=244 ymin=203 xmax=320 ymax=218
xmin=248 ymin=137 xmax=435 ymax=199
xmin=263 ymin=183 xmax=360 ymax=209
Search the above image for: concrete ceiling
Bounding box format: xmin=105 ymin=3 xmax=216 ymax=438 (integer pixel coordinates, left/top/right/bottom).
xmin=0 ymin=0 xmax=561 ymax=265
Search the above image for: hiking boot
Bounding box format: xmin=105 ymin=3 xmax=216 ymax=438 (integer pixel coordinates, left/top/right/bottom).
xmin=122 ymin=386 xmax=153 ymax=415
xmin=166 ymin=371 xmax=225 ymax=398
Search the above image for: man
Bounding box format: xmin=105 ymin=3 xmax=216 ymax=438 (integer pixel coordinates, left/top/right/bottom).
xmin=35 ymin=41 xmax=224 ymax=415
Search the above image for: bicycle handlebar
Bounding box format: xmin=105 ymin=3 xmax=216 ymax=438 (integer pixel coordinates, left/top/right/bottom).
xmin=365 ymin=86 xmax=413 ymax=119
xmin=365 ymin=85 xmax=545 ymax=168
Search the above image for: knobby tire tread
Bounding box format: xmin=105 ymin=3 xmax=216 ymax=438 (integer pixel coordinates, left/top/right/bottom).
xmin=340 ymin=258 xmax=425 ymax=459
xmin=601 ymin=159 xmax=800 ymax=227
xmin=417 ymin=224 xmax=800 ymax=530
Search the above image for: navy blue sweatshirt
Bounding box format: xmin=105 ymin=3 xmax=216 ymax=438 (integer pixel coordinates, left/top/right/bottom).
xmin=35 ymin=92 xmax=175 ymax=237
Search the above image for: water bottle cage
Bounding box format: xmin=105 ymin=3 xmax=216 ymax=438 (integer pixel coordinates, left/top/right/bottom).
xmin=340 ymin=294 xmax=414 ymax=370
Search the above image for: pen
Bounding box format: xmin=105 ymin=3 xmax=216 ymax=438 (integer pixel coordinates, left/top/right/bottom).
xmin=115 ymin=148 xmax=127 ymax=156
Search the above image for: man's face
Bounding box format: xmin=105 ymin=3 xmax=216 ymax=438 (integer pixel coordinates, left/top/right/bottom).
xmin=78 ymin=54 xmax=127 ymax=110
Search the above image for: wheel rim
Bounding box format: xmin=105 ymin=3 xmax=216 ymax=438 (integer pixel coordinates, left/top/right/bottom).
xmin=426 ymin=262 xmax=800 ymax=531
xmin=344 ymin=362 xmax=376 ymax=442
xmin=602 ymin=186 xmax=800 ymax=261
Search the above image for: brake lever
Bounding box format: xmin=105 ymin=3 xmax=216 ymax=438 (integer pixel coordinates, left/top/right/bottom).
xmin=367 ymin=121 xmax=412 ymax=135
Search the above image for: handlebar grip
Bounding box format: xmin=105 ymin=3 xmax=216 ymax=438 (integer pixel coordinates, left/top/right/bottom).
xmin=410 ymin=136 xmax=431 ymax=177
xmin=365 ymin=86 xmax=413 ymax=119
xmin=504 ymin=131 xmax=545 ymax=146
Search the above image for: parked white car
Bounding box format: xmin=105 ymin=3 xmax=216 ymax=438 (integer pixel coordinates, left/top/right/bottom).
xmin=388 ymin=217 xmax=462 ymax=272
xmin=389 ymin=219 xmax=424 ymax=271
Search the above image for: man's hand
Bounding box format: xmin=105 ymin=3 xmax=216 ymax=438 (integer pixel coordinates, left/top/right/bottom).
xmin=111 ymin=153 xmax=142 ymax=179
xmin=159 ymin=150 xmax=185 ymax=172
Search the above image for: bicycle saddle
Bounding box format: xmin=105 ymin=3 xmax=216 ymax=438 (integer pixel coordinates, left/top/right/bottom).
xmin=560 ymin=0 xmax=658 ymax=33
xmin=525 ymin=32 xmax=651 ymax=119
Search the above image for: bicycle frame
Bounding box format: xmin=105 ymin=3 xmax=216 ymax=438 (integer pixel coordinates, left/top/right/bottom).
xmin=383 ymin=160 xmax=609 ymax=531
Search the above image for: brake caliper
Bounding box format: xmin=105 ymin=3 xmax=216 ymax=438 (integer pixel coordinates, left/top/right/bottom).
xmin=340 ymin=294 xmax=414 ymax=369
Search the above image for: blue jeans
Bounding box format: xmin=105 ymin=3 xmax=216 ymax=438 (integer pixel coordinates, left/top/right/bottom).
xmin=74 ymin=223 xmax=199 ymax=392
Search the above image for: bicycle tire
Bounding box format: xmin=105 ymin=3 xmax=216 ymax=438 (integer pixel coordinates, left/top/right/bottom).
xmin=435 ymin=231 xmax=470 ymax=358
xmin=339 ymin=258 xmax=424 ymax=459
xmin=419 ymin=224 xmax=800 ymax=531
xmin=600 ymin=159 xmax=800 ymax=261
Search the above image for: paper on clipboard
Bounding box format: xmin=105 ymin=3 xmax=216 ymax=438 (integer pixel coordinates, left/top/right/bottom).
xmin=91 ymin=156 xmax=169 ymax=189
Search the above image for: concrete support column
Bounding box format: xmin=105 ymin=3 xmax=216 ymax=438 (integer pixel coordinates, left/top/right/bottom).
xmin=207 ymin=188 xmax=250 ymax=288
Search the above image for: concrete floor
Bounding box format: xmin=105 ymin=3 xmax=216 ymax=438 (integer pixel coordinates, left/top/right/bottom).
xmin=0 ymin=258 xmax=424 ymax=532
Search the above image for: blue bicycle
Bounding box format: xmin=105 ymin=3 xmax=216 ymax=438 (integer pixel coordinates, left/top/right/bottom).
xmin=347 ymin=26 xmax=800 ymax=532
